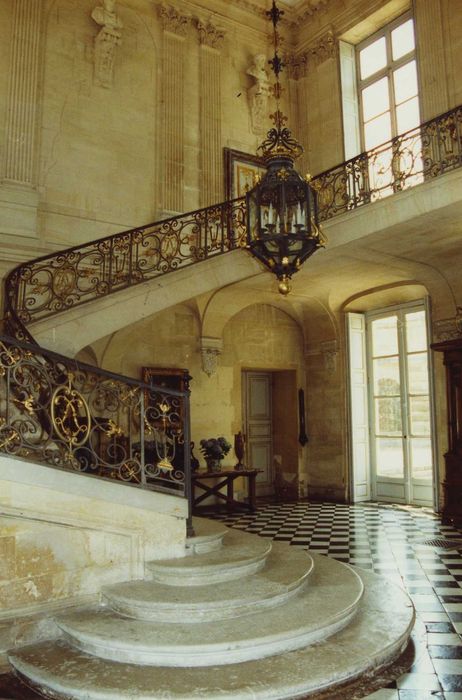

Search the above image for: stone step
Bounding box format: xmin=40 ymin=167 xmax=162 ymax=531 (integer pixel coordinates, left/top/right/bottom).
xmin=8 ymin=562 xmax=415 ymax=699
xmin=185 ymin=518 xmax=228 ymax=555
xmin=147 ymin=528 xmax=272 ymax=585
xmin=54 ymin=555 xmax=362 ymax=667
xmin=102 ymin=543 xmax=314 ymax=622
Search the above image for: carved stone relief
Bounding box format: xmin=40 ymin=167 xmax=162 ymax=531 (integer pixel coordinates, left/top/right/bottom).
xmin=321 ymin=339 xmax=338 ymax=374
xmin=433 ymin=314 xmax=462 ymax=342
xmin=91 ymin=0 xmax=123 ymax=88
xmin=196 ymin=19 xmax=225 ymax=49
xmin=200 ymin=337 xmax=223 ymax=377
xmin=305 ymin=339 xmax=339 ymax=373
xmin=158 ymin=3 xmax=191 ymax=36
xmin=308 ymin=30 xmax=337 ymax=66
xmin=247 ymin=54 xmax=272 ymax=134
xmin=284 ymin=52 xmax=308 ymax=81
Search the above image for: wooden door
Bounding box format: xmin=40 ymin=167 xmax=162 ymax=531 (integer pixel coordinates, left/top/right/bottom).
xmin=243 ymin=371 xmax=273 ymax=496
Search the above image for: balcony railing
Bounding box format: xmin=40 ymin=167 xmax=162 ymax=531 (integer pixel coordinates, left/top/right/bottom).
xmin=3 ymin=198 xmax=247 ymax=342
xmin=4 ymin=105 xmax=462 ymax=343
xmin=311 ymin=104 xmax=462 ymax=220
xmin=0 ymin=334 xmax=192 ymax=526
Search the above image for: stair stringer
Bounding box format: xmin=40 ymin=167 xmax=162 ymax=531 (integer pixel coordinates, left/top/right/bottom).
xmin=29 ymin=250 xmax=261 ymax=356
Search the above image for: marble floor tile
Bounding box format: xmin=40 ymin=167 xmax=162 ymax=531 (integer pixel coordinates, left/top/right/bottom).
xmin=209 ymin=500 xmax=462 ymax=699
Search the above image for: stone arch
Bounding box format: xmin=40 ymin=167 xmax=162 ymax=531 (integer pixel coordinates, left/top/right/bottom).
xmin=201 ymin=285 xmax=304 ymax=344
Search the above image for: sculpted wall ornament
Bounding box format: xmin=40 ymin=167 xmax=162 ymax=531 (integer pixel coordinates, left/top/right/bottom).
xmin=200 ymin=337 xmax=223 ymax=377
xmin=321 ymin=339 xmax=338 ymax=374
xmin=158 ymin=3 xmax=191 ymax=36
xmin=196 ymin=19 xmax=226 ymax=49
xmin=284 ymin=52 xmax=308 ymax=80
xmin=433 ymin=313 xmax=462 ymax=342
xmin=91 ymin=0 xmax=123 ymax=88
xmin=247 ymin=54 xmax=272 ymax=134
xmin=296 ymin=0 xmax=330 ymax=22
xmin=307 ymin=29 xmax=337 ymax=66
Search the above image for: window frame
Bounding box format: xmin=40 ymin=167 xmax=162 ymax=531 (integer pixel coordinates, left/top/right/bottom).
xmin=356 ymin=10 xmax=419 ymax=152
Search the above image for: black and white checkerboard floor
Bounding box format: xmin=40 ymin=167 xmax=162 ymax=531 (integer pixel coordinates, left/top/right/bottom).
xmin=208 ymin=501 xmax=462 ymax=700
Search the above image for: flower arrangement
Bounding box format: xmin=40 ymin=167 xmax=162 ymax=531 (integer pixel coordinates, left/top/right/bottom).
xmin=199 ymin=436 xmax=231 ymax=461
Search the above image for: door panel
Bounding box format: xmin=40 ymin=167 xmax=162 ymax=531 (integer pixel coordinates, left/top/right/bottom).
xmin=244 ymin=372 xmax=273 ymax=496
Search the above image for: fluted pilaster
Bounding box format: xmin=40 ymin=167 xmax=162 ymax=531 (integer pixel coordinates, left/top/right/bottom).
xmin=3 ymin=0 xmax=43 ymax=186
xmin=158 ymin=4 xmax=191 ymax=214
xmin=197 ymin=21 xmax=225 ymax=207
xmin=414 ymin=0 xmax=449 ymax=120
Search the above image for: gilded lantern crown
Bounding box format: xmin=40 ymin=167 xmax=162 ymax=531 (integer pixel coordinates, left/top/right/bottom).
xmin=257 ymin=110 xmax=304 ymax=164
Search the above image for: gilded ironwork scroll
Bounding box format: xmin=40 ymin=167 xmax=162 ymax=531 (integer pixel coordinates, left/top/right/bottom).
xmin=0 ymin=335 xmax=190 ymax=497
xmin=311 ymin=105 xmax=462 ymax=221
xmin=3 ymin=198 xmax=247 ymax=341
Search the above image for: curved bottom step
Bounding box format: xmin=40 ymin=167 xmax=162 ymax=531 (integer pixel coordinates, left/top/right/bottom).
xmin=9 ymin=562 xmax=415 ymax=700
xmin=52 ymin=554 xmax=362 ymax=667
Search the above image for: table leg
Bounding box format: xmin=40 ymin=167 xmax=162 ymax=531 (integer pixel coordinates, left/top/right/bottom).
xmin=227 ymin=476 xmax=234 ymax=512
xmin=248 ymin=473 xmax=257 ymax=511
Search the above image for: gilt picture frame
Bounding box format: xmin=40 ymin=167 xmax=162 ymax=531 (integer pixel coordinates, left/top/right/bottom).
xmin=224 ymin=148 xmax=266 ymax=201
xmin=142 ymin=367 xmax=190 ymax=394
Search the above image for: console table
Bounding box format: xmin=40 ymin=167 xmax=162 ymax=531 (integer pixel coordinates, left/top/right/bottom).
xmin=192 ymin=469 xmax=261 ymax=513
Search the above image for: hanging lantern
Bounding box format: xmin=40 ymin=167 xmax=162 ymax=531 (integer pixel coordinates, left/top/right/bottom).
xmin=246 ymin=1 xmax=326 ymax=295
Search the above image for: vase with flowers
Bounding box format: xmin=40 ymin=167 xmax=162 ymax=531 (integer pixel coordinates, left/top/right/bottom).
xmin=199 ymin=436 xmax=231 ymax=472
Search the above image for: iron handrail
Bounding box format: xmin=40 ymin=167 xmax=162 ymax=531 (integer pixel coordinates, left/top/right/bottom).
xmin=3 ymin=197 xmax=247 ymax=342
xmin=311 ymin=104 xmax=462 ymax=219
xmin=3 ymin=105 xmax=462 ymax=342
xmin=0 ymin=333 xmax=193 ymax=530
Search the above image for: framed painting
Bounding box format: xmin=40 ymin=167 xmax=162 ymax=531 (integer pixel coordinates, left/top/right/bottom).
xmin=224 ymin=148 xmax=266 ymax=201
xmin=142 ymin=367 xmax=190 ymax=393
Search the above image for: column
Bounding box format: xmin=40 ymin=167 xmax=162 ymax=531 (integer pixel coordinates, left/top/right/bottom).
xmin=158 ymin=4 xmax=191 ymax=216
xmin=197 ymin=20 xmax=225 ymax=208
xmin=414 ymin=0 xmax=449 ymax=120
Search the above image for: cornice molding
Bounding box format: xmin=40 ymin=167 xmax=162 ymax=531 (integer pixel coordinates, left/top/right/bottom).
xmin=294 ymin=0 xmax=331 ymax=22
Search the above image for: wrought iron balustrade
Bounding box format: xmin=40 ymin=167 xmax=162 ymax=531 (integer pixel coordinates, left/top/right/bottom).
xmin=3 ymin=198 xmax=247 ymax=341
xmin=311 ymin=104 xmax=462 ymax=220
xmin=0 ymin=334 xmax=191 ymax=504
xmin=1 ymin=104 xmax=461 ymax=529
xmin=3 ymin=106 xmax=462 ymax=343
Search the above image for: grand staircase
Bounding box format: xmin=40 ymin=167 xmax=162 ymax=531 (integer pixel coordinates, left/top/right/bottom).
xmin=7 ymin=105 xmax=461 ymax=699
xmin=8 ymin=518 xmax=415 ymax=699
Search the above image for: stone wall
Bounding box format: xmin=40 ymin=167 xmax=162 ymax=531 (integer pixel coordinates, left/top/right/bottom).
xmin=90 ymin=301 xmax=306 ymax=479
xmin=0 ymin=457 xmax=186 ymax=655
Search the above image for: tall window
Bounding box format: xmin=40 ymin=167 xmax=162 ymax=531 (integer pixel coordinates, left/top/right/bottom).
xmin=347 ymin=301 xmax=435 ymax=507
xmin=357 ymin=13 xmax=420 ymax=152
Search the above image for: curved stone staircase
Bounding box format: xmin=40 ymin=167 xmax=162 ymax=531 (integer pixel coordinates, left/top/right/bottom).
xmin=8 ymin=518 xmax=415 ymax=699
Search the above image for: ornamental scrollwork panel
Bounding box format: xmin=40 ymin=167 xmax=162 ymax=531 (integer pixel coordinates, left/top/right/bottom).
xmin=0 ymin=336 xmax=189 ymax=495
xmin=6 ymin=199 xmax=246 ymax=334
